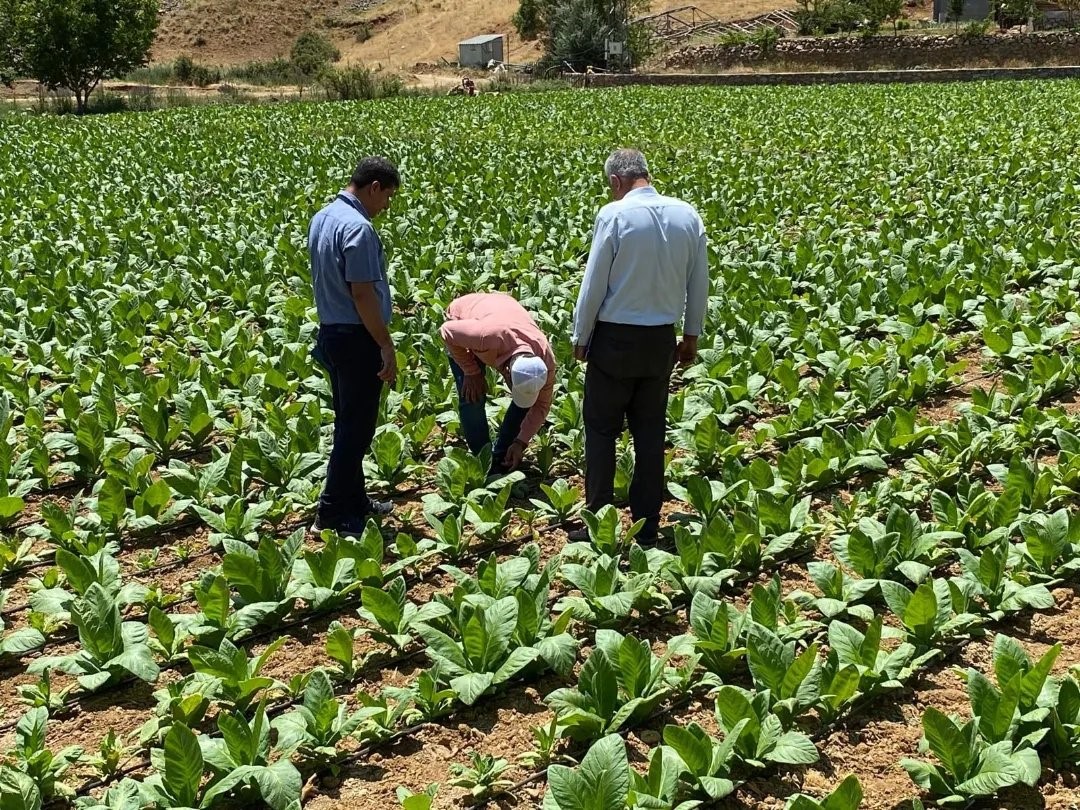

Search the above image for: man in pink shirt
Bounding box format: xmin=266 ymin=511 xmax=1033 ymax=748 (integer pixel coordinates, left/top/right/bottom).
xmin=439 ymin=293 xmax=556 ymax=473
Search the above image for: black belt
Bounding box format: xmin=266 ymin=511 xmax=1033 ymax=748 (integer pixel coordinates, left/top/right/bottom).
xmin=319 ymin=323 xmax=366 ymax=334
xmin=596 ymin=321 xmax=676 ymax=332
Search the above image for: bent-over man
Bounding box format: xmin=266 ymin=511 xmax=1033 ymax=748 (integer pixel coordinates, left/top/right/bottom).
xmin=440 ymin=292 xmax=555 ymax=473
xmin=572 ymin=148 xmax=709 ymax=541
xmin=309 ymin=156 xmax=400 ymax=537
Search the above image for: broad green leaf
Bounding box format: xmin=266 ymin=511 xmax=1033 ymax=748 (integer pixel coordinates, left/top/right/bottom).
xmin=921 ymin=708 xmax=970 ymax=780
xmin=766 ymin=731 xmax=819 ymax=765
xmin=546 ymin=734 xmax=630 ymax=810
xmin=163 ymin=724 xmax=204 ymax=808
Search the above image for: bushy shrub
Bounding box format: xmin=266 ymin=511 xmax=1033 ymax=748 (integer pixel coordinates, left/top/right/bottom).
xmin=173 ymin=55 xmax=195 ymax=83
xmin=961 ymin=17 xmax=994 ymax=36
xmin=88 ymin=91 xmax=128 ymax=114
xmin=173 ymin=56 xmax=221 ymax=87
xmin=223 ymin=58 xmax=303 ymax=86
xmin=513 ymin=0 xmax=546 ymax=40
xmin=318 ymin=64 xmax=403 ymax=100
xmin=752 ymin=25 xmax=781 ymax=52
xmin=796 ymin=0 xmax=871 ymax=33
xmin=291 ymin=31 xmax=341 ymax=78
xmin=191 ymin=64 xmax=221 ymax=87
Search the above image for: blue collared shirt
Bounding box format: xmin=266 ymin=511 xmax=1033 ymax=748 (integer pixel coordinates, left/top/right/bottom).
xmin=572 ymin=186 xmax=709 ymax=346
xmin=308 ymin=190 xmax=392 ymax=326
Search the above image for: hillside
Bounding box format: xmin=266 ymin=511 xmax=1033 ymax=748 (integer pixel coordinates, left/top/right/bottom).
xmin=152 ymin=0 xmax=793 ymax=70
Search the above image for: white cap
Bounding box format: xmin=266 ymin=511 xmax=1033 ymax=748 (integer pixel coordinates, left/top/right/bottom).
xmin=509 ymin=355 xmax=547 ymax=408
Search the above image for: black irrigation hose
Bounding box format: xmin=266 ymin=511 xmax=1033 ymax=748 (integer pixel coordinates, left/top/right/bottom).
xmin=51 ymin=503 xmax=1058 ymax=795
xmin=743 ymin=331 xmax=1080 ymax=464
xmin=0 ymin=516 xmax=212 ymax=586
xmin=69 ymin=523 xmax=818 ymax=797
xmin=1 ymin=546 xmax=228 ymax=623
xmin=32 ymin=336 xmax=1080 ymax=793
xmin=0 ymin=504 xmax=321 ymax=607
xmin=8 ymin=370 xmax=915 ymax=740
xmin=4 ymin=523 xmax=553 ymax=738
xmin=4 ymin=446 xmax=223 ymax=530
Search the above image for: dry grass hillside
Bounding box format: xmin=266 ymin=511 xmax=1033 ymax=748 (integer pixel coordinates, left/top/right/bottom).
xmin=152 ymin=0 xmax=793 ymax=70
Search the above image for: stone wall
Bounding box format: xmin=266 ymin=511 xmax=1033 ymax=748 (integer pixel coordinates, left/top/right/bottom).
xmin=664 ymin=31 xmax=1080 ymax=71
xmin=586 ymin=64 xmax=1080 ymax=87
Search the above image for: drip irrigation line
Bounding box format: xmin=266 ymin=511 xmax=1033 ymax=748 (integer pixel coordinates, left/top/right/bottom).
xmin=37 ymin=339 xmax=1080 ymax=798
xmin=743 ymin=331 xmax=1080 ymax=464
xmin=4 ymin=388 xmax=894 ymax=740
xmin=69 ymin=530 xmax=817 ymax=797
xmin=5 ymin=525 xmax=554 ymax=737
xmin=13 ymin=444 xmax=221 ymax=516
xmin=72 ymin=643 xmax=433 ymax=794
xmin=0 ymin=517 xmax=211 ymax=585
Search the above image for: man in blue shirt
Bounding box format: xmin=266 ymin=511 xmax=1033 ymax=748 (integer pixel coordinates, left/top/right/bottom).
xmin=309 ymin=156 xmax=400 ymax=536
xmin=572 ymin=148 xmax=710 ymax=541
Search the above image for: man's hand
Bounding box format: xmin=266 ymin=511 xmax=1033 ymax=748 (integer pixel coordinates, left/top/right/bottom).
xmin=505 ymin=440 xmax=526 ymax=471
xmin=462 ymin=373 xmax=487 ymax=404
xmin=574 ymin=345 xmax=589 ymax=363
xmin=677 ymin=335 xmax=699 ymax=366
xmin=378 ymin=344 xmax=398 ymax=384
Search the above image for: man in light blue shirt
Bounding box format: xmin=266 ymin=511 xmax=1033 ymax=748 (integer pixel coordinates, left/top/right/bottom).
xmin=309 ymin=156 xmax=400 ymax=537
xmin=572 ymin=148 xmax=709 ymax=541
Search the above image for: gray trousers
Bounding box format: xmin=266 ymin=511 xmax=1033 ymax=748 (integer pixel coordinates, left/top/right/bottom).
xmin=584 ymin=321 xmax=676 ymax=537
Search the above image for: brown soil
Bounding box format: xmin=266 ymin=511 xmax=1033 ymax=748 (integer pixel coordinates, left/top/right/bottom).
xmin=1054 ymin=392 xmax=1080 ymax=417
xmin=13 ymin=323 xmax=1080 ymax=810
xmin=306 ymin=678 xmax=561 ymax=810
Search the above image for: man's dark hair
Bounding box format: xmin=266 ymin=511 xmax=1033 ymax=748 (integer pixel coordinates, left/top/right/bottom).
xmin=351 ymin=156 xmax=400 ymax=190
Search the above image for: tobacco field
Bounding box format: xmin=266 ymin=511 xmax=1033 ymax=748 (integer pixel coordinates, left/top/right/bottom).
xmin=3 ymin=81 xmax=1080 ymax=810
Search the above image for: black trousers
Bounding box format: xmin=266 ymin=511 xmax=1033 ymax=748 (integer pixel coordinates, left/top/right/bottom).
xmin=584 ymin=321 xmax=676 ymax=536
xmin=314 ymin=323 xmax=384 ymax=524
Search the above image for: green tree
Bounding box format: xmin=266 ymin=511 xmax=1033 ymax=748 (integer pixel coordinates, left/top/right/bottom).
xmin=290 ymin=31 xmax=340 ymax=81
xmin=1002 ymin=0 xmax=1036 ymax=24
xmin=867 ymin=0 xmax=904 ymax=32
xmin=16 ymin=0 xmax=159 ymax=113
xmin=0 ymin=0 xmax=28 ymax=86
xmin=949 ymin=0 xmax=965 ymax=26
xmin=536 ymin=0 xmax=650 ymax=72
xmin=513 ymin=0 xmax=547 ymax=40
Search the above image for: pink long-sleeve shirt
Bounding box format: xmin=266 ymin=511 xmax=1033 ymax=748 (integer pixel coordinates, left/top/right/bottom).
xmin=439 ymin=293 xmax=556 ymax=446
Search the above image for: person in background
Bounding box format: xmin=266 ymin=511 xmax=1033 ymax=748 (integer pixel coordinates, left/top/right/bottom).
xmin=309 ymin=156 xmax=400 ymax=537
xmin=572 ymin=148 xmax=709 ymax=541
xmin=439 ymin=292 xmax=555 ymax=474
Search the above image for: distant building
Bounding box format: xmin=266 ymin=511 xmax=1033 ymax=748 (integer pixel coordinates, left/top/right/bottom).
xmin=458 ymin=34 xmax=505 ymax=67
xmin=933 ymin=0 xmax=1069 ymax=23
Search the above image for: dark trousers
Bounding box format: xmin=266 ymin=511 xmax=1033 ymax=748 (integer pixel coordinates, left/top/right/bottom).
xmin=584 ymin=321 xmax=676 ymax=536
xmin=448 ymin=357 xmax=528 ymax=472
xmin=314 ymin=324 xmax=384 ymax=524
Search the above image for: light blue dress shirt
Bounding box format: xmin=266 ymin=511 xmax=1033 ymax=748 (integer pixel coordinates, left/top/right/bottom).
xmin=572 ymin=186 xmax=709 ymax=347
xmin=308 ymin=191 xmax=392 ymax=326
